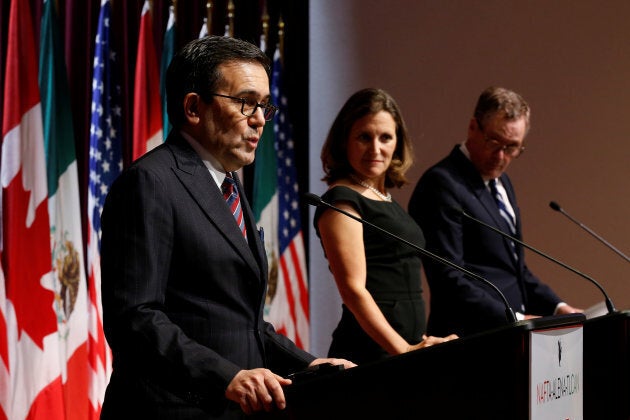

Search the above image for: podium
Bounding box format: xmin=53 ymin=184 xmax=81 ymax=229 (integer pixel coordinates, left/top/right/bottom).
xmin=583 ymin=310 xmax=630 ymax=419
xmin=270 ymin=314 xmax=584 ymax=420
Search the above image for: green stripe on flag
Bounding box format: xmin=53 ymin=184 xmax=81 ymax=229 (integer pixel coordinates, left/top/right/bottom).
xmin=253 ymin=120 xmax=277 ymax=221
xmin=39 ymin=0 xmax=76 ymax=197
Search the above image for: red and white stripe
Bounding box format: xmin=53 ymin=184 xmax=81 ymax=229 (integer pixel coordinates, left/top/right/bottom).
xmin=270 ymin=232 xmax=310 ymax=350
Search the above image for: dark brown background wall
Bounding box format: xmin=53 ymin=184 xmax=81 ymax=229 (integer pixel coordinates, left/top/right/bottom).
xmin=309 ymin=0 xmax=630 ymax=356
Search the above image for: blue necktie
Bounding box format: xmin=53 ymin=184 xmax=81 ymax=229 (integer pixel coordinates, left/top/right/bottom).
xmin=489 ymin=179 xmax=518 ymax=259
xmin=222 ymin=173 xmax=247 ymax=239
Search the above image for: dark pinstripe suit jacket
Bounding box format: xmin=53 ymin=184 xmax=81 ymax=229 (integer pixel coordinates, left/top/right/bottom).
xmin=408 ymin=146 xmax=561 ymax=338
xmin=100 ymin=132 xmax=314 ymax=419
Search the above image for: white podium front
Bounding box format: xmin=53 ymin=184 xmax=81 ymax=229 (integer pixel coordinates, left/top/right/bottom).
xmin=530 ymin=325 xmax=583 ymax=420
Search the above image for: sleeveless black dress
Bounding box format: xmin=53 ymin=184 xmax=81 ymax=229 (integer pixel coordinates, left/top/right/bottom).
xmin=314 ymin=186 xmax=427 ymax=364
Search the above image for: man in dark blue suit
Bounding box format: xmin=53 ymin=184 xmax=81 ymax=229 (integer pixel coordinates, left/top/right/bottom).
xmin=408 ymin=86 xmax=581 ymax=338
xmin=100 ymin=35 xmax=354 ymax=419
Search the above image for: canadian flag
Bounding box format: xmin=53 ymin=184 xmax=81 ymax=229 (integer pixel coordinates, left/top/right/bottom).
xmin=132 ymin=0 xmax=163 ymax=161
xmin=1 ymin=0 xmax=65 ymax=418
xmin=0 ymin=259 xmax=9 ymax=420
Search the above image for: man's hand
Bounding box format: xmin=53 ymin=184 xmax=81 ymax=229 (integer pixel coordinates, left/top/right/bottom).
xmin=225 ymin=368 xmax=292 ymax=414
xmin=309 ymin=357 xmax=357 ymax=369
xmin=555 ymin=303 xmax=584 ymax=315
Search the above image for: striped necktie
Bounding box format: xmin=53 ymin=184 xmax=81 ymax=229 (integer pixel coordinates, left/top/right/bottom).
xmin=489 ymin=179 xmax=518 ymax=259
xmin=222 ymin=173 xmax=247 ymax=238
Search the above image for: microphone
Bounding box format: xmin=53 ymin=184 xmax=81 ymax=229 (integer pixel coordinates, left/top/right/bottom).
xmin=457 ymin=207 xmax=616 ymax=314
xmin=549 ymin=201 xmax=630 ymax=264
xmin=304 ymin=192 xmax=517 ymax=323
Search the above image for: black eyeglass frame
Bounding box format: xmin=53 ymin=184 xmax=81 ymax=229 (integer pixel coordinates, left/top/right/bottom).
xmin=207 ymin=93 xmax=278 ymax=121
xmin=482 ymin=135 xmax=526 ymax=158
xmin=476 ymin=117 xmax=526 ymax=158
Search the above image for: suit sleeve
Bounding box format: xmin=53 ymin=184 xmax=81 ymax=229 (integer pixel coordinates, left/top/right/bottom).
xmin=263 ymin=322 xmax=315 ymax=376
xmin=519 ymin=262 xmax=562 ymax=314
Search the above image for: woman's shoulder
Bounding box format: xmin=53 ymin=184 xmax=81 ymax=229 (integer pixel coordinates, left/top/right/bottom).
xmin=314 ymin=184 xmax=366 ymax=229
xmin=322 ymin=184 xmax=364 ymax=203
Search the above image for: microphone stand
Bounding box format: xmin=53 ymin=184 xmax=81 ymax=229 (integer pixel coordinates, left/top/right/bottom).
xmin=305 ymin=193 xmax=517 ymax=323
xmin=459 ymin=208 xmax=616 ymax=314
xmin=549 ymin=201 xmax=630 ymax=264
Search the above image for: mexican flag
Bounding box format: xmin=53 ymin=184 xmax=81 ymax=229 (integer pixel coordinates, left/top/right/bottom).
xmin=39 ymin=0 xmax=90 ymax=418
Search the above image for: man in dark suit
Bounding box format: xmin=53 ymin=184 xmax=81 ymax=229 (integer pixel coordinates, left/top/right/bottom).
xmin=408 ymin=86 xmax=581 ymax=338
xmin=100 ymin=35 xmax=354 ymax=419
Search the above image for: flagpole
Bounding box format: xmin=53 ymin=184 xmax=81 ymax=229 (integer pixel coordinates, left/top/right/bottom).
xmin=225 ymin=0 xmax=234 ymax=37
xmin=278 ymin=15 xmax=285 ymax=66
xmin=206 ymin=1 xmax=213 ymax=35
xmin=261 ymin=0 xmax=269 ymax=52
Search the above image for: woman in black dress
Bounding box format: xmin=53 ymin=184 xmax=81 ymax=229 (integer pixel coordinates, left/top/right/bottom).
xmin=314 ymin=88 xmax=457 ymax=365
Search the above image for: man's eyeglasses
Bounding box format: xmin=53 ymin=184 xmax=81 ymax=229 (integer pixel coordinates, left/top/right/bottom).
xmin=483 ymin=136 xmax=525 ymax=158
xmin=208 ymin=93 xmax=278 ymax=121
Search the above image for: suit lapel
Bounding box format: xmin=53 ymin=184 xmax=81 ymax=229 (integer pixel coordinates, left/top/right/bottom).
xmin=166 ymin=134 xmax=264 ymax=280
xmin=451 ymin=148 xmax=519 ymax=265
xmin=451 ymin=148 xmax=507 ymax=230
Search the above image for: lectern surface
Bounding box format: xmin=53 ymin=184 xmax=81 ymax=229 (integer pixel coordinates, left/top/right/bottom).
xmin=266 ymin=314 xmax=586 ymax=420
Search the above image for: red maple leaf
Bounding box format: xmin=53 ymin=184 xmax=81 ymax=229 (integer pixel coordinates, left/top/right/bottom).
xmin=3 ymin=172 xmax=57 ymax=350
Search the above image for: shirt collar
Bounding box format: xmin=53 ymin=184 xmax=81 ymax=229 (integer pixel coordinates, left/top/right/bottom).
xmin=180 ymin=130 xmax=229 ymax=188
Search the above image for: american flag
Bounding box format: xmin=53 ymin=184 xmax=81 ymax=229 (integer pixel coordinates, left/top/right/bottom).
xmin=86 ymin=0 xmax=121 ymax=416
xmin=266 ymin=50 xmax=310 ymax=350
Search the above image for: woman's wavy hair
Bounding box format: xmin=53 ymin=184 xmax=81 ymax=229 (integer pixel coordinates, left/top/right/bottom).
xmin=321 ymin=88 xmax=413 ymax=188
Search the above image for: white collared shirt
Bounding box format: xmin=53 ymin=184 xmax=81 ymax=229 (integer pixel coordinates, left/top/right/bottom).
xmin=180 ymin=130 xmax=229 ymax=188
